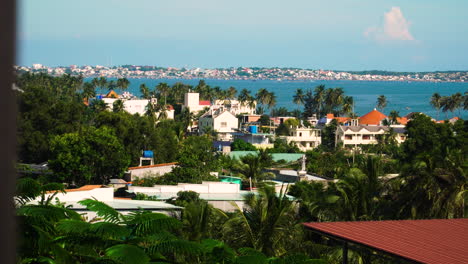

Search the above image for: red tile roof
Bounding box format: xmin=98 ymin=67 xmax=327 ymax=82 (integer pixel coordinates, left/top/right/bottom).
xmin=166 ymin=104 xmax=174 ymax=110
xmin=47 ymin=185 xmax=104 ymax=193
xmin=335 ymin=117 xmax=351 ymax=124
xmin=304 ymin=219 xmax=468 ymax=264
xmin=396 ymin=117 xmax=409 ymax=125
xmin=199 ymin=100 xmax=211 ymax=106
xmin=326 ymin=113 xmax=334 ymax=119
xmin=128 ymin=162 xmax=178 ymax=171
xmin=359 ymin=109 xmax=387 ymax=125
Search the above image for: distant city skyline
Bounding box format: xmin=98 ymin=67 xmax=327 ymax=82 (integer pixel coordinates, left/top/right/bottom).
xmin=18 ymin=0 xmax=468 ymax=71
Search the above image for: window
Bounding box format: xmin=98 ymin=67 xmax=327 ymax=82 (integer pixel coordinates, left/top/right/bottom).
xmin=345 ymin=135 xmax=353 ymax=140
xmin=221 ymin=122 xmax=227 ymax=128
xmin=363 ymin=135 xmax=371 ymax=140
xmin=299 ymin=132 xmax=302 ymax=137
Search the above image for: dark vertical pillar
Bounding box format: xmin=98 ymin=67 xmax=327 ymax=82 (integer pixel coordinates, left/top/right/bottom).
xmin=0 ymin=0 xmax=17 ymax=263
xmin=342 ymin=241 xmax=348 ymax=264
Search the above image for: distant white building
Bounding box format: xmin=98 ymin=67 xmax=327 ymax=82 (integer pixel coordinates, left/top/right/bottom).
xmin=183 ymin=92 xmax=211 ymax=113
xmin=98 ymin=90 xmax=174 ymax=119
xmin=198 ymin=109 xmax=239 ymax=141
xmin=212 ymin=99 xmax=256 ymax=115
xmin=280 ymin=126 xmax=322 ymax=151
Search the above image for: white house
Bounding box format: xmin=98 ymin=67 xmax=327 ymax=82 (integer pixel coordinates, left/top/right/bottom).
xmin=212 ymin=99 xmax=256 ymax=115
xmin=335 ymin=125 xmax=406 ymax=147
xmin=280 ymin=126 xmax=322 ymax=151
xmin=98 ymin=91 xmax=174 ymax=119
xmin=183 ymin=92 xmax=211 ymax=114
xmin=198 ymin=109 xmax=239 ymax=141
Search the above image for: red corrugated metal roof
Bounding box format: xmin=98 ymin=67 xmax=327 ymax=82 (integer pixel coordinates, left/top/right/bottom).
xmin=303 ymin=219 xmax=468 ymax=264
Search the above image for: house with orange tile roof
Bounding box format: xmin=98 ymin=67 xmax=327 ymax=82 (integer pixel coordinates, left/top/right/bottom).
xmin=358 ymin=108 xmax=387 ymax=126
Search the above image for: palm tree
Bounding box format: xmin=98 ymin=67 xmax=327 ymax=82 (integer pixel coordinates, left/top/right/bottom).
xmin=156 ymin=82 xmax=170 ymax=106
xmin=376 ymin=95 xmax=387 ymax=112
xmin=256 ymin=88 xmax=269 ymax=108
xmin=430 ymin=92 xmax=442 ymax=120
xmin=107 ymin=80 xmax=117 ymax=91
xmin=233 ymin=154 xmax=274 ymax=188
xmin=140 ymin=83 xmax=150 ymax=99
xmin=222 ymin=185 xmax=301 ymax=257
xmin=112 ymin=99 xmax=125 ymax=113
xmin=313 ymin=85 xmax=326 ymax=117
xmin=265 ymin=91 xmax=277 ymax=109
xmin=452 ymin=92 xmax=464 ymax=117
xmin=293 ymin=88 xmax=305 ymax=109
xmin=388 ymin=110 xmax=400 ymax=125
xmin=227 ymin=86 xmax=237 ymax=99
xmin=91 ymin=99 xmax=108 ymax=112
xmin=82 ymin=82 xmax=96 ymax=99
xmin=341 ymin=96 xmax=354 ymax=116
xmin=238 ymin=89 xmax=252 ymax=107
xmin=116 ymin=77 xmax=130 ymax=91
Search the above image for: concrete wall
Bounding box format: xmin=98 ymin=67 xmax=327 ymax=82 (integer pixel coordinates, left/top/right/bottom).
xmin=127 ymin=164 xmax=177 ymax=181
xmin=35 ymin=187 xmax=115 ymax=203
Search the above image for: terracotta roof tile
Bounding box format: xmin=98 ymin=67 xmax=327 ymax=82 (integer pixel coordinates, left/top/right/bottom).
xmin=359 ymin=109 xmax=387 ymax=125
xmin=199 ymin=100 xmax=211 ymax=106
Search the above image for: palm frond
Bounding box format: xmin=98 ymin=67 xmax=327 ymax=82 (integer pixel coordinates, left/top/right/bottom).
xmin=147 ymin=240 xmax=202 ymax=257
xmin=78 ymin=199 xmax=122 ymax=223
xmin=126 ymin=211 xmax=182 ymax=236
xmin=91 ymin=222 xmax=131 ymax=240
xmin=55 ymin=219 xmax=91 ymax=235
xmin=105 ymin=244 xmax=150 ymax=264
xmin=18 ymin=205 xmax=82 ymax=222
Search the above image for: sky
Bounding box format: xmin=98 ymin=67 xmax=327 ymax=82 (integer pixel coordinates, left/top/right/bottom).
xmin=17 ymin=0 xmax=468 ymax=71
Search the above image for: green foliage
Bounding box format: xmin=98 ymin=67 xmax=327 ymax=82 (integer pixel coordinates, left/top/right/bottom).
xmin=231 ymin=139 xmax=257 ymax=151
xmin=267 ymin=138 xmax=301 ymax=153
xmin=48 ymin=126 xmax=130 ymax=185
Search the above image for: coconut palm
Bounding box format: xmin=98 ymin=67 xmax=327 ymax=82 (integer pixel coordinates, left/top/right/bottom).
xmin=238 ymin=89 xmax=252 ymax=107
xmin=82 ymin=82 xmax=96 ymax=99
xmin=255 ymin=88 xmax=269 ymax=109
xmin=227 ymin=86 xmax=237 ymax=99
xmin=107 ymin=80 xmax=117 ymax=91
xmin=156 ymin=82 xmax=170 ymax=106
xmin=293 ymin=88 xmax=305 ymax=109
xmin=140 ymin=83 xmax=150 ymax=99
xmin=91 ymin=99 xmax=108 ymax=113
xmin=222 ymin=184 xmax=301 ymax=257
xmin=430 ymin=92 xmax=442 ymax=120
xmin=388 ymin=110 xmax=400 ymax=125
xmin=313 ymin=85 xmax=326 ymax=117
xmin=116 ymin=77 xmax=130 ymax=91
xmin=376 ymin=95 xmax=387 ymax=112
xmin=341 ymin=96 xmax=354 ymax=116
xmin=112 ymin=99 xmax=125 ymax=113
xmin=265 ymin=91 xmax=277 ymax=110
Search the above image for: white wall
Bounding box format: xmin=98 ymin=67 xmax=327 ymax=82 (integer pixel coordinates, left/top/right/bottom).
xmin=33 ymin=187 xmax=114 ymax=203
xmin=127 ymin=164 xmax=177 ymax=181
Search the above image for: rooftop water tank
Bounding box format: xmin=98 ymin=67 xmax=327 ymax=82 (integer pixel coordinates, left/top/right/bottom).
xmin=96 ymin=95 xmax=103 ymax=100
xmin=249 ymin=125 xmax=258 ymax=134
xmin=142 ymin=150 xmax=154 ymax=158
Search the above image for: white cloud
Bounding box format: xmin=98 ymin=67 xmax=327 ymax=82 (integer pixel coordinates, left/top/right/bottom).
xmin=365 ymin=7 xmax=415 ymax=42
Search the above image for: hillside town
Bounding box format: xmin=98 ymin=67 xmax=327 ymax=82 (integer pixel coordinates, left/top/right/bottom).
xmin=15 ymin=64 xmax=468 ymax=82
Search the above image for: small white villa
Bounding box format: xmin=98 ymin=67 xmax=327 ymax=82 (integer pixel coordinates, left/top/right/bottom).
xmin=280 ymin=126 xmax=322 ymax=151
xmin=335 ymin=125 xmax=406 ymax=147
xmin=198 ymin=109 xmax=239 ymax=141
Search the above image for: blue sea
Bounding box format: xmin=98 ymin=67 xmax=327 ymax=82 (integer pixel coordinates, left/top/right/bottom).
xmin=92 ymin=78 xmax=468 ymax=120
